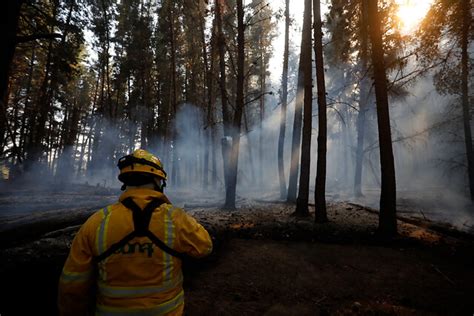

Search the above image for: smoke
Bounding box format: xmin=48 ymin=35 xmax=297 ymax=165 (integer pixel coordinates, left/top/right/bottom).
xmin=3 ymin=56 xmax=472 ymax=231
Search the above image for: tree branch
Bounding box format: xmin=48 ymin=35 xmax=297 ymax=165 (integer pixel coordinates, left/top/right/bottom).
xmin=16 ymin=33 xmax=62 ymax=44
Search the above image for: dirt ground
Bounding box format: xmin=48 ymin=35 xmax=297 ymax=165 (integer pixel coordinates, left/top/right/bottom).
xmin=185 ymin=239 xmax=474 ymax=315
xmin=1 ymin=189 xmax=474 ymax=315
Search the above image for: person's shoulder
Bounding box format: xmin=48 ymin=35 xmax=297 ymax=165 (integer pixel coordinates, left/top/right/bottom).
xmin=160 ymin=202 xmax=184 ymax=215
xmin=85 ymin=203 xmax=119 ymax=225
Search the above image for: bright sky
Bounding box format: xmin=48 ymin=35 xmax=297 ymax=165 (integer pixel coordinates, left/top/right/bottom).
xmin=268 ymin=0 xmax=433 ymax=83
xmin=396 ymin=0 xmax=433 ymax=34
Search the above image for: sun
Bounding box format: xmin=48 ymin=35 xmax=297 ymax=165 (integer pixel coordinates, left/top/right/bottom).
xmin=396 ymin=0 xmax=433 ymax=34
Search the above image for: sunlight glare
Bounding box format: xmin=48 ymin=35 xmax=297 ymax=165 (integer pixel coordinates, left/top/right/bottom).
xmin=396 ymin=0 xmax=433 ymax=35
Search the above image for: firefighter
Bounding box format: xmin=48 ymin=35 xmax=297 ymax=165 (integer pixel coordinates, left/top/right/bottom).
xmin=58 ymin=149 xmax=212 ymax=316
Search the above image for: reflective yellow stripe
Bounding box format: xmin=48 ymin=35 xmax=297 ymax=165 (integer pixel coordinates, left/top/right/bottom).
xmin=163 ymin=205 xmax=175 ymax=282
xmin=96 ymin=207 xmax=109 ymax=255
xmin=103 ymin=206 xmax=111 ymax=252
xmin=98 ymin=274 xmax=183 ymax=298
xmin=96 ymin=206 xmax=111 ymax=281
xmin=59 ymin=269 xmax=93 ymax=283
xmin=96 ymin=290 xmax=184 ymax=316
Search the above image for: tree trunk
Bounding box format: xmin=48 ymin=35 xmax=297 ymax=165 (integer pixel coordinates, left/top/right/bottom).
xmin=27 ymin=32 xmax=55 ymax=168
xmin=27 ymin=1 xmax=74 ymax=169
xmin=77 ymin=118 xmax=90 ymax=178
xmin=293 ymin=0 xmax=312 ymax=212
xmin=244 ymin=105 xmax=256 ymax=184
xmin=461 ymin=0 xmax=474 ymax=201
xmin=17 ymin=44 xmax=37 ymax=164
xmin=211 ymin=120 xmax=218 ymax=187
xmin=259 ymin=42 xmax=265 ymax=187
xmin=201 ymin=5 xmax=214 ymax=189
xmin=225 ymin=0 xmax=244 ymax=209
xmin=278 ymin=0 xmax=290 ymax=199
xmin=0 ymin=0 xmax=23 ymax=148
xmin=287 ymin=3 xmax=308 ymax=203
xmin=216 ymin=0 xmax=232 ymax=193
xmin=169 ymin=1 xmax=180 ymax=187
xmin=368 ymin=0 xmax=397 ymax=238
xmin=57 ymin=96 xmax=81 ymax=181
xmin=313 ymin=0 xmax=328 ymax=223
xmin=354 ymin=0 xmax=370 ymax=197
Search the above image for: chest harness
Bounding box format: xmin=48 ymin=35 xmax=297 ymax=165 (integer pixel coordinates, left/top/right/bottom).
xmin=95 ymin=197 xmax=185 ymax=262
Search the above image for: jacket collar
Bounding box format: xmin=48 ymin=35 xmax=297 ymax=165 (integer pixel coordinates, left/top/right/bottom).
xmin=119 ymin=188 xmax=171 ymax=209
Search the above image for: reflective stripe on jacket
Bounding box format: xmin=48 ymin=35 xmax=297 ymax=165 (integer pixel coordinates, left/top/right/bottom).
xmin=58 ymin=188 xmax=213 ymax=316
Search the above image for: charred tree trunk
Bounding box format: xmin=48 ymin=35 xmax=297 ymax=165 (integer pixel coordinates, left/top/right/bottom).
xmin=27 ymin=30 xmax=55 ymax=168
xmin=259 ymin=42 xmax=265 ymax=187
xmin=169 ymin=2 xmax=180 ymax=187
xmin=354 ymin=0 xmax=370 ymax=197
xmin=294 ymin=0 xmax=313 ymax=216
xmin=201 ymin=6 xmax=214 ymax=189
xmin=89 ymin=11 xmax=114 ymax=179
xmin=225 ymin=0 xmax=245 ymax=209
xmin=17 ymin=44 xmax=37 ymax=164
xmin=313 ymin=0 xmax=328 ymax=222
xmin=77 ymin=117 xmax=91 ymax=178
xmin=57 ymin=97 xmax=81 ymax=180
xmin=0 ymin=0 xmax=24 ymax=148
xmin=216 ymin=0 xmax=232 ymax=193
xmin=278 ymin=0 xmax=290 ymax=199
xmin=461 ymin=0 xmax=474 ymax=201
xmin=287 ymin=5 xmax=307 ymax=203
xmin=244 ymin=105 xmax=256 ymax=184
xmin=368 ymin=0 xmax=397 ymax=238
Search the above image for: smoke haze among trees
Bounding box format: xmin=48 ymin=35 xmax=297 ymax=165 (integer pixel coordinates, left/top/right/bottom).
xmin=1 ymin=0 xmax=473 ymax=235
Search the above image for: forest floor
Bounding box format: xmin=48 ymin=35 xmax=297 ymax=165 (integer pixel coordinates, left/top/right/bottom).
xmin=1 ymin=183 xmax=474 ymax=315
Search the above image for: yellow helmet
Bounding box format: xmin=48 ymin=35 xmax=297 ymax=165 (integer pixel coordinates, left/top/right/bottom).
xmin=117 ymin=149 xmax=167 ymax=182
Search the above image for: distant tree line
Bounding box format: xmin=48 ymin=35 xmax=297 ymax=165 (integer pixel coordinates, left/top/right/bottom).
xmin=0 ymin=0 xmax=472 ymax=238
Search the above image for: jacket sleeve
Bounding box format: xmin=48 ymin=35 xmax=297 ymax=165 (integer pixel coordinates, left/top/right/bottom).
xmin=173 ymin=208 xmax=213 ymax=258
xmin=58 ymin=213 xmax=98 ymax=316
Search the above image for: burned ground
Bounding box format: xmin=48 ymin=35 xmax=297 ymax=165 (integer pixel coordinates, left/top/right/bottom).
xmin=1 ymin=186 xmax=473 ymax=315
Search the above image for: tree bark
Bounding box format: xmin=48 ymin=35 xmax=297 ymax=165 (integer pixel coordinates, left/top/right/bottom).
xmin=294 ymin=0 xmax=313 ymax=216
xmin=244 ymin=105 xmax=256 ymax=184
xmin=354 ymin=0 xmax=370 ymax=197
xmin=259 ymin=44 xmax=265 ymax=187
xmin=201 ymin=6 xmax=212 ymax=189
xmin=17 ymin=44 xmax=37 ymax=164
xmin=278 ymin=0 xmax=290 ymax=199
xmin=225 ymin=0 xmax=244 ymax=209
xmin=216 ymin=0 xmax=232 ymax=193
xmin=169 ymin=1 xmax=180 ymax=187
xmin=368 ymin=0 xmax=397 ymax=238
xmin=460 ymin=0 xmax=474 ymax=201
xmin=313 ymin=0 xmax=328 ymax=223
xmin=287 ymin=2 xmax=308 ymax=203
xmin=27 ymin=28 xmax=55 ymax=168
xmin=0 ymin=1 xmax=23 ymax=148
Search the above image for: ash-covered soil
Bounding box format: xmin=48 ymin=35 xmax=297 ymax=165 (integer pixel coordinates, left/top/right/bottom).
xmin=1 ymin=186 xmax=473 ymax=315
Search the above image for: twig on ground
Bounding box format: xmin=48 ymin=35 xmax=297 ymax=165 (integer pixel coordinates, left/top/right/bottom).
xmin=431 ymin=264 xmax=455 ymax=285
xmin=314 ymin=295 xmax=327 ymax=305
xmin=419 ymin=210 xmax=428 ymax=221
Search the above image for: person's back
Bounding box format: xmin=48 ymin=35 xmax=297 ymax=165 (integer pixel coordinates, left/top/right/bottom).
xmin=58 ymin=149 xmax=212 ymax=315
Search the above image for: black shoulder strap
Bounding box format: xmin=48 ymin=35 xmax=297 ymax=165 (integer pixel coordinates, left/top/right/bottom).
xmin=95 ymin=231 xmax=136 ymax=263
xmin=144 ymin=230 xmax=186 ymax=260
xmin=122 ymin=197 xmax=163 ymax=236
xmin=95 ymin=198 xmax=186 ymax=263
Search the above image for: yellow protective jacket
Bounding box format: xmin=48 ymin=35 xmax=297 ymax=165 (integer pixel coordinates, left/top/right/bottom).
xmin=58 ymin=188 xmax=212 ymax=316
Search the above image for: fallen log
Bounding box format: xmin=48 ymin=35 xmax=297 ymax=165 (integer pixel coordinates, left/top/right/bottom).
xmin=0 ymin=205 xmax=106 ymax=248
xmin=347 ymin=203 xmax=474 ymax=241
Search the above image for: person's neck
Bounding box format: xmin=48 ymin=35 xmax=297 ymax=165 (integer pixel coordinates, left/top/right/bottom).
xmin=125 ymin=183 xmax=155 ymax=191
